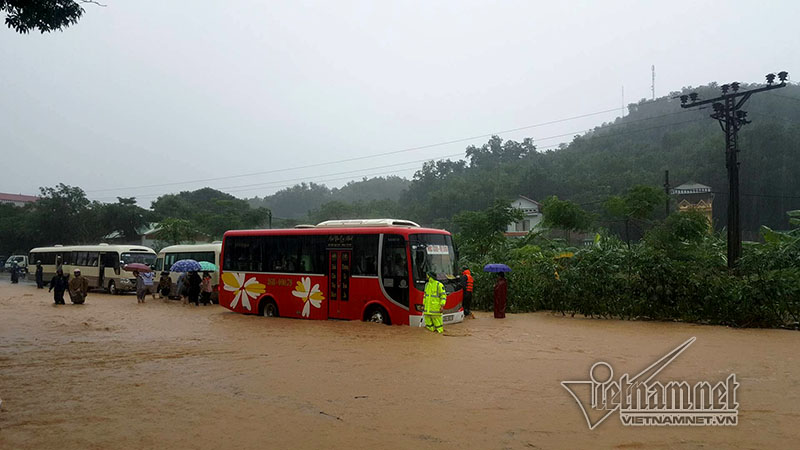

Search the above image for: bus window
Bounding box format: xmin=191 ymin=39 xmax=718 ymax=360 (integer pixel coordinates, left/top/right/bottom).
xmin=380 ymin=234 xmax=409 ymax=307
xmin=155 ymin=258 xmax=163 ymax=271
xmin=75 ymin=252 xmax=88 ymax=266
xmin=352 ymin=235 xmax=378 ymax=276
xmin=298 ymin=235 xmax=326 ymax=274
xmin=409 ymin=233 xmax=458 ymax=290
xmin=121 ymin=252 xmax=156 ymax=266
xmin=223 ymin=236 xmax=264 ymax=272
xmin=87 ymin=252 xmax=100 ymax=267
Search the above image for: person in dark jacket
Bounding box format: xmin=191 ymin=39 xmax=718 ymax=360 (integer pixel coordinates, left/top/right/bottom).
xmin=187 ymin=271 xmax=202 ymax=306
xmin=49 ymin=269 xmax=69 ymax=305
xmin=10 ymin=262 xmax=19 ymax=284
xmin=493 ymin=272 xmax=507 ymax=319
xmin=35 ymin=261 xmax=44 ymax=289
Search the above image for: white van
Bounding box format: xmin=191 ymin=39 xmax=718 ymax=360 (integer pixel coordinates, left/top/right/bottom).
xmin=4 ymin=255 xmax=29 ymax=273
xmin=154 ymin=243 xmax=222 ymax=302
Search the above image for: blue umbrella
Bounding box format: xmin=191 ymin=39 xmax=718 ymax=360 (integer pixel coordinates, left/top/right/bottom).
xmin=170 ymin=259 xmax=202 ymax=272
xmin=483 ymin=263 xmax=511 ymax=273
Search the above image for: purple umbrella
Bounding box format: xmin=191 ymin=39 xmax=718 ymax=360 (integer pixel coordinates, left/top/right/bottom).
xmin=483 ymin=263 xmax=511 ymax=273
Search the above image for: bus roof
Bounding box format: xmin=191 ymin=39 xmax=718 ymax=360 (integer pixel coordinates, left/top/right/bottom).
xmin=30 ymin=244 xmax=156 ymax=253
xmin=223 ymin=226 xmax=451 ymax=238
xmin=158 ymin=243 xmax=222 ymax=254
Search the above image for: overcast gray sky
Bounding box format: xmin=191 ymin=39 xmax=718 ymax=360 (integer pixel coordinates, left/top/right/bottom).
xmin=1 ymin=0 xmax=797 ymax=205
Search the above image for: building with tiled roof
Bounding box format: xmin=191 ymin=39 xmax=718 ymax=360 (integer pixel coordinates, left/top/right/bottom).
xmin=0 ymin=192 xmax=39 ymax=207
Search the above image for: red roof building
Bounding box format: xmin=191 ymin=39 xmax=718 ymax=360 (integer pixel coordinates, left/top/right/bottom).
xmin=0 ymin=192 xmax=40 ymax=207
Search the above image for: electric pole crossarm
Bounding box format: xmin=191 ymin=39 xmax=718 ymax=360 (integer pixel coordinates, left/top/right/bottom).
xmin=678 ymin=81 xmax=787 ymax=109
xmin=676 ymin=72 xmax=789 ymax=268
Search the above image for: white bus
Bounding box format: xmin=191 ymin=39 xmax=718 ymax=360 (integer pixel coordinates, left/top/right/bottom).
xmin=154 ymin=242 xmax=222 ymax=302
xmin=29 ymin=244 xmax=157 ymax=294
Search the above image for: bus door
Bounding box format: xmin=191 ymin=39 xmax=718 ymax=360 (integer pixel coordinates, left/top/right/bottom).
xmin=98 ymin=252 xmax=106 ymax=288
xmin=328 ymin=250 xmax=352 ymax=319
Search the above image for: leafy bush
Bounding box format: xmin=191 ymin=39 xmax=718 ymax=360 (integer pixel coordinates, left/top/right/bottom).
xmin=462 ymin=213 xmax=800 ymax=329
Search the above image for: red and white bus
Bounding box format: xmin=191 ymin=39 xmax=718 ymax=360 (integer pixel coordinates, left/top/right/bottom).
xmin=219 ymin=219 xmax=464 ymax=326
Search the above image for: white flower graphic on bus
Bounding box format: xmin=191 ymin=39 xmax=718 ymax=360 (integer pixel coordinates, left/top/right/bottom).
xmin=292 ymin=277 xmax=324 ymax=317
xmin=222 ymin=272 xmax=265 ymax=311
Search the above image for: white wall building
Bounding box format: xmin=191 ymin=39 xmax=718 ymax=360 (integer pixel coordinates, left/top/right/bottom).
xmin=506 ymin=195 xmax=543 ymax=236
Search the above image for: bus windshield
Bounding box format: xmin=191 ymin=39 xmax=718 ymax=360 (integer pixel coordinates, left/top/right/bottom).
xmin=121 ymin=252 xmax=156 ymax=266
xmin=409 ymin=233 xmax=458 ymax=286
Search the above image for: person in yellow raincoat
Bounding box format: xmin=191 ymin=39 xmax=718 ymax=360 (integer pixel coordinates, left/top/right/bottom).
xmin=423 ymin=271 xmax=447 ymax=333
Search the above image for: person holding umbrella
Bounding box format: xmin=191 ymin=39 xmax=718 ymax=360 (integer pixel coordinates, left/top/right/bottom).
xmin=125 ymin=263 xmax=153 ymax=304
xmin=484 ymin=264 xmax=510 ymax=319
xmin=169 ymin=259 xmax=204 ymax=306
xmin=494 ymin=272 xmax=508 ymax=318
xmin=134 ymin=271 xmax=146 ymax=303
xmin=187 ymin=270 xmax=202 ymax=306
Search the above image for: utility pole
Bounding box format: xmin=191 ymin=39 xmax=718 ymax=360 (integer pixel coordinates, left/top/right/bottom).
xmin=663 ymin=169 xmax=670 ymax=217
xmin=679 ymin=71 xmax=789 ymax=268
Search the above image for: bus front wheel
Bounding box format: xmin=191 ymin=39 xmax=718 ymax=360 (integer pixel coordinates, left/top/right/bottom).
xmin=108 ymin=281 xmax=117 ymax=295
xmin=365 ymin=306 xmax=390 ymax=325
xmin=262 ymin=300 xmax=279 ymax=318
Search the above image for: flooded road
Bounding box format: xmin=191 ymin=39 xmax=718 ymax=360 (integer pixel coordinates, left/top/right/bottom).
xmin=1 ymin=282 xmax=799 ymax=449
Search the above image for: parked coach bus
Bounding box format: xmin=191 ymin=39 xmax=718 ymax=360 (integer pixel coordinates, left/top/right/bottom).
xmin=29 ymin=244 xmax=157 ymax=294
xmin=220 ymin=219 xmax=464 ymax=326
xmin=154 ymin=242 xmax=222 ymax=301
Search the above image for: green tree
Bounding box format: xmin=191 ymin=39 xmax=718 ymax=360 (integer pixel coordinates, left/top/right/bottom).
xmin=603 ymin=185 xmax=667 ymax=246
xmin=644 ymin=210 xmax=711 ymax=260
xmin=151 ymin=187 xmax=270 ymax=239
xmin=1 ymin=0 xmax=100 ymax=34
xmin=96 ymin=197 xmax=152 ymax=242
xmin=152 ymin=218 xmax=200 ymax=248
xmin=31 ymin=183 xmax=96 ymax=245
xmin=0 ymin=202 xmax=30 ymax=254
xmin=541 ymin=196 xmax=593 ymax=242
xmin=453 ymin=199 xmax=523 ymax=259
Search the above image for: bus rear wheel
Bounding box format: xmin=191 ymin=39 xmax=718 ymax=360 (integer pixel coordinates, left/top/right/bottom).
xmin=365 ymin=306 xmax=390 ymax=325
xmin=262 ymin=300 xmax=279 ymax=318
xmin=108 ymin=281 xmax=117 ymax=295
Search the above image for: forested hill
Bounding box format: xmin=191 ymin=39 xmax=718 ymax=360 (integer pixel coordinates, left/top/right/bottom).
xmin=246 ymin=176 xmax=410 ymax=219
xmin=245 ymin=82 xmax=800 ymax=233
xmin=401 ymin=82 xmax=800 ymax=232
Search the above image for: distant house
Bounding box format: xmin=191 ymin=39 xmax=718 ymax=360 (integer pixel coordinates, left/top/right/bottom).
xmin=0 ymin=192 xmax=39 ymax=207
xmin=103 ymin=222 xmax=210 ymax=249
xmin=671 ymin=182 xmax=714 ymax=227
xmin=505 ymin=195 xmax=543 ymax=237
xmin=102 ymin=223 xmax=163 ymax=248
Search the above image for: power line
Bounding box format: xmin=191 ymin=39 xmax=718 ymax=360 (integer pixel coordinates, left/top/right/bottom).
xmin=93 ymin=106 xmax=703 ymax=198
xmin=766 ymin=92 xmax=800 ymax=103
xmin=92 ymin=115 xmax=708 ymax=202
xmin=712 ymin=191 xmax=800 ymax=200
xmin=86 ymin=106 xmax=624 ymax=194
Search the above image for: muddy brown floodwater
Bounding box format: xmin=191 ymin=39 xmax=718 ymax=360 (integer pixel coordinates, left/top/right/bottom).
xmin=1 ymin=282 xmax=799 ymax=449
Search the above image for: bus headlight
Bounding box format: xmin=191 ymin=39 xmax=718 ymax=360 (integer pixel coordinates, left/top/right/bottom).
xmin=414 ymin=304 xmax=424 ymax=312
